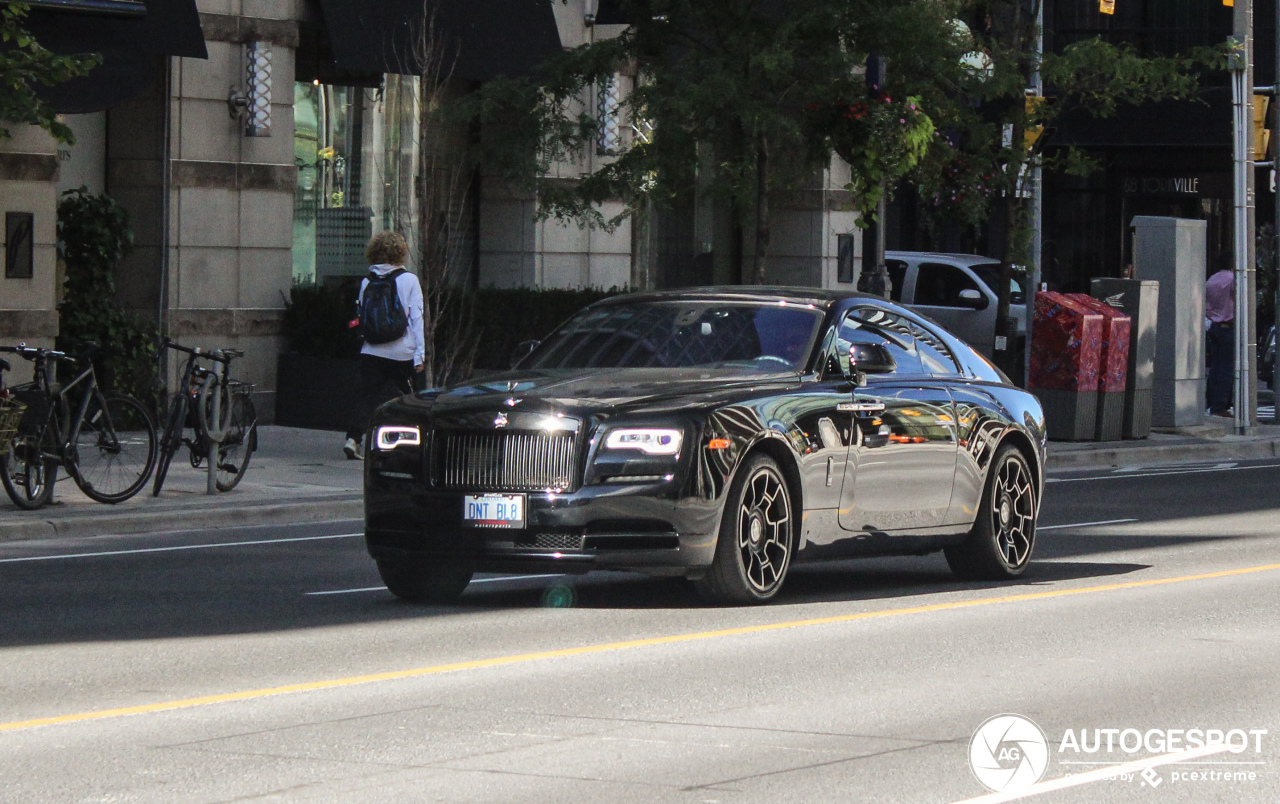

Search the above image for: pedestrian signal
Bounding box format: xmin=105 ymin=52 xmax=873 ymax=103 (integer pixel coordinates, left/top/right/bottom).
xmin=1255 ymin=94 xmax=1272 ymax=162
xmin=1099 ymin=0 xmax=1115 ymax=13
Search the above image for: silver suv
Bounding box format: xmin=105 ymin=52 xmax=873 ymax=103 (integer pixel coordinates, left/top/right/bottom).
xmin=885 ymin=251 xmax=1027 ymax=360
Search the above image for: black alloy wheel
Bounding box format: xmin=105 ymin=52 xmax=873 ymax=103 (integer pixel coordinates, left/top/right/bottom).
xmin=695 ymin=453 xmax=794 ymax=604
xmin=377 ymin=560 xmax=474 ymax=603
xmin=945 ymin=443 xmax=1037 ymax=580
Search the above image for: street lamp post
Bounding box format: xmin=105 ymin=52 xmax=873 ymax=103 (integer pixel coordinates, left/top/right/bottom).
xmin=1230 ymin=0 xmax=1258 ymax=435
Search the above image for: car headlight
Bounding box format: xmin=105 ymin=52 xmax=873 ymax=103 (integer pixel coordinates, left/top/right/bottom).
xmin=375 ymin=425 xmax=421 ymax=450
xmin=604 ymin=428 xmax=683 ymax=455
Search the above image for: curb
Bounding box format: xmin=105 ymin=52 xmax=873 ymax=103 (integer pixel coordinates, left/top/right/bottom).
xmin=0 ymin=495 xmax=363 ymax=543
xmin=1048 ymin=437 xmax=1280 ymax=470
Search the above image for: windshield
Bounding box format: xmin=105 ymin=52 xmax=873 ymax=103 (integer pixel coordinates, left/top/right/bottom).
xmin=970 ymin=263 xmax=1026 ymax=305
xmin=525 ymin=301 xmax=825 ymax=372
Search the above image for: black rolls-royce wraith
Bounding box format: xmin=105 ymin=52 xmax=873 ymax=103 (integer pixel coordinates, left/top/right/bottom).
xmin=364 ymin=287 xmax=1046 ymax=605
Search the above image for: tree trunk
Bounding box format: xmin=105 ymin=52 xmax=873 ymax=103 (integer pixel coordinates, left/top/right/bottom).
xmin=753 ymin=137 xmax=770 ymax=285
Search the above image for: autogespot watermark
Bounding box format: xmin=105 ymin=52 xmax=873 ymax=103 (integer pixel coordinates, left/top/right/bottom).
xmin=968 ymin=714 xmax=1051 ymax=793
xmin=967 ymin=715 xmax=1269 ymax=794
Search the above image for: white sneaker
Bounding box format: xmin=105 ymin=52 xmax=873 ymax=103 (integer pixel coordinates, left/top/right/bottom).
xmin=343 ymin=437 xmax=363 ymax=461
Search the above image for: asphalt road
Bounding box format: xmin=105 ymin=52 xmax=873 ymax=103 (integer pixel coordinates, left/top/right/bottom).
xmin=2 ymin=458 xmax=1279 ymax=803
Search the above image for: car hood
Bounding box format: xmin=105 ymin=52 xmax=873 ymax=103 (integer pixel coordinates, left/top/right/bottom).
xmin=409 ymin=367 xmax=799 ymax=419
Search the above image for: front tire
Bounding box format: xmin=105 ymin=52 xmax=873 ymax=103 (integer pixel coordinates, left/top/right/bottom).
xmin=945 ymin=443 xmax=1037 ymax=580
xmin=376 ymin=560 xmax=473 ymax=603
xmin=694 ymin=454 xmax=795 ymax=605
xmin=72 ymin=392 xmax=157 ymax=504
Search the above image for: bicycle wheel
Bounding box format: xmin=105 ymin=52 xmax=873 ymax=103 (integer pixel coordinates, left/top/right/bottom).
xmin=1 ymin=426 xmax=57 ymax=510
xmin=215 ymin=391 xmax=256 ymax=491
xmin=152 ymin=390 xmax=187 ymax=496
xmin=72 ymin=391 xmax=157 ymax=504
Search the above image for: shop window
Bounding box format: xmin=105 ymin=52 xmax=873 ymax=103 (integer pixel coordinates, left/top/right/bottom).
xmin=292 ymin=77 xmax=427 ymax=285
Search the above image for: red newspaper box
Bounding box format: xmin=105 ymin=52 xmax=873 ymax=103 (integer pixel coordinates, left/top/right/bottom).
xmin=1029 ymin=292 xmax=1104 ymax=440
xmin=1068 ymin=293 xmax=1131 ymax=441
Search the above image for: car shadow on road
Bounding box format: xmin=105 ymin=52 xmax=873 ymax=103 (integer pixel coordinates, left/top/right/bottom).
xmin=447 ymin=555 xmax=1151 ymax=611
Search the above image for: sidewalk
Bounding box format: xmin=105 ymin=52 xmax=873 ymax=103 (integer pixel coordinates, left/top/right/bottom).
xmin=0 ymin=426 xmax=363 ymax=543
xmin=4 ymin=419 xmax=1280 ymax=544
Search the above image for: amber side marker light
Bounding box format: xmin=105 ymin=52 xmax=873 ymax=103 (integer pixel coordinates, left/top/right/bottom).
xmin=707 ymin=438 xmax=731 ymax=450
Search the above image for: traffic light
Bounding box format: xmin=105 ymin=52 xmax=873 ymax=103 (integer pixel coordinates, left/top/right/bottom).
xmin=1024 ymin=95 xmax=1054 ymax=152
xmin=1099 ymin=0 xmax=1115 ymax=13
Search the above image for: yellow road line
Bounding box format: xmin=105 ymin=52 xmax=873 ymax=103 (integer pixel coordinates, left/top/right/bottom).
xmin=5 ymin=562 xmax=1280 ymax=734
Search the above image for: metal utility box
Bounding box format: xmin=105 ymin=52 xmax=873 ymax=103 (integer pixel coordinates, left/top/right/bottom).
xmin=1091 ymin=279 xmax=1159 ymax=438
xmin=1131 ymin=216 xmax=1205 ymax=428
xmin=1029 ymin=292 xmax=1104 ymax=440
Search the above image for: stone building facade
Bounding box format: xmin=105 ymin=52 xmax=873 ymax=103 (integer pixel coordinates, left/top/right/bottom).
xmin=0 ymin=0 xmax=864 ymax=416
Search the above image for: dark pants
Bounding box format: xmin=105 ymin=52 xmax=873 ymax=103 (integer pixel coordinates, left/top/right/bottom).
xmin=1206 ymin=320 xmax=1234 ymax=415
xmin=346 ymin=354 xmax=415 ymax=441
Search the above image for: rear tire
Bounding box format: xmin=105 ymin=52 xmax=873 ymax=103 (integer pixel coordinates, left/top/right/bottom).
xmin=1 ymin=432 xmax=56 ymax=510
xmin=215 ymin=392 xmax=256 ymax=492
xmin=376 ymin=560 xmax=473 ymax=603
xmin=945 ymin=443 xmax=1037 ymax=580
xmin=694 ymin=454 xmax=794 ymax=605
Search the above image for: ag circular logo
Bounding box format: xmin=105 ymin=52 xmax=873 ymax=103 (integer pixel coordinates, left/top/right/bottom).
xmin=968 ymin=714 xmax=1050 ymax=793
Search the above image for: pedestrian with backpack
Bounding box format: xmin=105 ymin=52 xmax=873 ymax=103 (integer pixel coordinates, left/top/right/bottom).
xmin=343 ymin=231 xmax=424 ymax=459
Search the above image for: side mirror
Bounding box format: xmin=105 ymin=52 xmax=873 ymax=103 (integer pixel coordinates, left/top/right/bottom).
xmin=849 ymin=342 xmax=896 ymax=375
xmin=509 ymin=339 xmax=540 ymax=369
xmin=958 ymin=288 xmax=989 ymax=310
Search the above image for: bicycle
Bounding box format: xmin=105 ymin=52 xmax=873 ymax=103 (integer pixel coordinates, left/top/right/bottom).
xmin=0 ymin=342 xmax=157 ymax=509
xmin=152 ymin=338 xmax=257 ymax=496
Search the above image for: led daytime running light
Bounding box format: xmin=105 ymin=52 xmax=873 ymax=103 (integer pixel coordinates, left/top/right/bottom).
xmin=604 ymin=428 xmax=683 ymax=455
xmin=375 ymin=425 xmax=421 ymax=450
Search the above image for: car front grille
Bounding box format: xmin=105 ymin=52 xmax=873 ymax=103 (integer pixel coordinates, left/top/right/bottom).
xmin=437 ymin=430 xmax=579 ymax=491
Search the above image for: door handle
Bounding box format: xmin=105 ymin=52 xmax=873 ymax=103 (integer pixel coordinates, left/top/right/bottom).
xmin=838 ymin=401 xmax=886 ymax=414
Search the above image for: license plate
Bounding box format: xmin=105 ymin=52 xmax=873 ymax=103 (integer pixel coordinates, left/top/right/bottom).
xmin=463 ymin=494 xmax=526 ymax=529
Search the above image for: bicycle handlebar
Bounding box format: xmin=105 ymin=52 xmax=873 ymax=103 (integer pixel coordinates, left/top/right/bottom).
xmin=158 ymin=338 xmax=243 ymax=364
xmin=0 ymin=344 xmax=75 ymax=364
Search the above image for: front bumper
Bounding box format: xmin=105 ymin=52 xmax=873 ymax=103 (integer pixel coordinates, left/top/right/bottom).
xmin=364 ymin=475 xmax=723 ymax=575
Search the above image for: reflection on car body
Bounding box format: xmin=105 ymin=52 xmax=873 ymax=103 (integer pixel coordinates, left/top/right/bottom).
xmin=364 ymin=287 xmax=1047 ymax=605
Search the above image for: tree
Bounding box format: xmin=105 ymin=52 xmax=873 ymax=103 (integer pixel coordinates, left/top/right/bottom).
xmin=466 ymin=0 xmax=956 ymax=284
xmin=410 ymin=5 xmax=478 ymax=388
xmin=0 ymin=2 xmax=100 ymax=143
xmin=57 ymin=189 xmax=158 ymax=402
xmin=902 ymin=0 xmax=1221 ymax=375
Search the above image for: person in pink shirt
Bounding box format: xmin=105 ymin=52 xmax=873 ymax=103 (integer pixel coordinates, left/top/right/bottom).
xmin=1205 ymin=267 xmax=1234 ymax=416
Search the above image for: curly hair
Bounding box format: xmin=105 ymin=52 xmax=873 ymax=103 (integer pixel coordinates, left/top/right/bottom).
xmin=365 ymin=231 xmax=409 ymax=266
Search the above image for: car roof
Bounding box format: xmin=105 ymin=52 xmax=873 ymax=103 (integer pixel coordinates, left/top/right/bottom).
xmin=887 ymin=251 xmax=1001 ymax=266
xmin=592 ymin=286 xmax=875 ymax=309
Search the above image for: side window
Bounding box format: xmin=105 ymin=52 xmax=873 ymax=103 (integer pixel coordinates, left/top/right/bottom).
xmin=836 ymin=308 xmax=924 ymax=376
xmin=914 ymin=262 xmax=982 ymax=308
xmin=912 ymin=322 xmax=961 ymax=375
xmin=885 ymin=259 xmax=907 ymax=302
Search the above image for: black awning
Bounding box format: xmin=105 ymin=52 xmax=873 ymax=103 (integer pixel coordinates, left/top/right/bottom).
xmin=21 ymin=0 xmax=207 ymax=113
xmin=318 ymin=0 xmax=562 ymax=83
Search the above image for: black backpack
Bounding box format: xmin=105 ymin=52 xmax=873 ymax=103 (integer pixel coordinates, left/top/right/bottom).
xmin=357 ymin=268 xmax=408 ymax=344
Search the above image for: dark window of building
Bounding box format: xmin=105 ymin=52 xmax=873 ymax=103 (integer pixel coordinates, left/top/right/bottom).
xmin=5 ymin=213 xmax=34 ymax=279
xmin=837 ymin=233 xmax=856 ymax=283
xmin=914 ymin=263 xmax=981 ymax=307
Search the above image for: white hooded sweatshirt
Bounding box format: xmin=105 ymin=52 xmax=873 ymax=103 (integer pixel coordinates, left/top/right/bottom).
xmin=359 ymin=263 xmax=425 ymax=366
